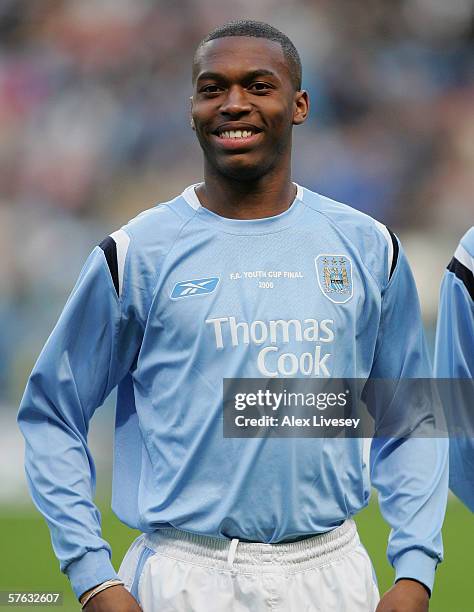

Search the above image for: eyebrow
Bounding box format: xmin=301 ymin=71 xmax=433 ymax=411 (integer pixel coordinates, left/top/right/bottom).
xmin=196 ymin=69 xmax=279 ymax=83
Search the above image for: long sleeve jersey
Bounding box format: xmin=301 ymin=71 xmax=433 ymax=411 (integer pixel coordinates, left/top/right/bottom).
xmin=435 ymin=227 xmax=474 ymax=511
xmin=18 ymin=184 xmax=448 ymax=598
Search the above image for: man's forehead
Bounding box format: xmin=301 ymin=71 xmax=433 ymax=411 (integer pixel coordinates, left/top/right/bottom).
xmin=194 ymin=36 xmax=289 ymax=79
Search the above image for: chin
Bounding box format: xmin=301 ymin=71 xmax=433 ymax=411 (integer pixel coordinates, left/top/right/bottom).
xmin=214 ymin=158 xmax=274 ymax=182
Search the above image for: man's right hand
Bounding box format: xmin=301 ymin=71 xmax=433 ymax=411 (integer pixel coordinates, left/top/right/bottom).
xmin=82 ymin=585 xmax=142 ymax=611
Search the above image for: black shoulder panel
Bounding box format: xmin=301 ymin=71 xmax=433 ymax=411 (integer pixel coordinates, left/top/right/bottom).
xmin=99 ymin=236 xmax=119 ymax=296
xmin=447 ymin=257 xmax=474 ymax=301
xmin=387 ymin=228 xmax=399 ymax=280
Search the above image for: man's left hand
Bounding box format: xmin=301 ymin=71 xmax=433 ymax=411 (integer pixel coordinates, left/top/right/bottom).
xmin=376 ymin=579 xmax=429 ymax=612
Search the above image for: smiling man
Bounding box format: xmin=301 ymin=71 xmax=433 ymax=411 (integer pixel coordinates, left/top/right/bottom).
xmin=18 ymin=20 xmax=447 ymax=612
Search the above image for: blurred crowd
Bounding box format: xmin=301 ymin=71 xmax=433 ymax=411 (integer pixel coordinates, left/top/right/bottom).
xmin=0 ymin=0 xmax=473 ymax=404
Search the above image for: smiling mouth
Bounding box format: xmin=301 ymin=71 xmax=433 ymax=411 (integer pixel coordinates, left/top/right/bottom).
xmin=211 ymin=128 xmax=263 ymax=151
xmin=217 ymin=129 xmax=256 ymax=139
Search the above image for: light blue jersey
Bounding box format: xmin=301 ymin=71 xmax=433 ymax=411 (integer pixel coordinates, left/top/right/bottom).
xmin=435 ymin=227 xmax=474 ymax=511
xmin=18 ymin=185 xmax=447 ymax=598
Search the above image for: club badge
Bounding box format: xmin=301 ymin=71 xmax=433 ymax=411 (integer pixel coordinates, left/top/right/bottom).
xmin=315 ymin=254 xmax=353 ymax=303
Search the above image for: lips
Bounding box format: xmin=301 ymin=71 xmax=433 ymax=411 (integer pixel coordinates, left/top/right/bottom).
xmin=217 ymin=129 xmax=256 ymax=139
xmin=212 ymin=124 xmax=263 ymax=150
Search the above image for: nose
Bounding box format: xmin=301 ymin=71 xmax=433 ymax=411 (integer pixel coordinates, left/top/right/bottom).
xmin=220 ymin=85 xmax=252 ymax=116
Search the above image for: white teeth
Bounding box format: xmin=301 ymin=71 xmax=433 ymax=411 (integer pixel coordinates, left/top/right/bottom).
xmin=219 ymin=129 xmax=254 ymax=139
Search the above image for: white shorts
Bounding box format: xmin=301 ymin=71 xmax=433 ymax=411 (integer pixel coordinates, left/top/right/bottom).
xmin=118 ymin=520 xmax=380 ymax=612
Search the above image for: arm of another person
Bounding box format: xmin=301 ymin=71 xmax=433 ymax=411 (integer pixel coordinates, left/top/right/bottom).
xmin=367 ymin=240 xmax=448 ymax=611
xmin=434 ymin=233 xmax=474 ymax=511
xmin=17 ymin=235 xmax=143 ymax=608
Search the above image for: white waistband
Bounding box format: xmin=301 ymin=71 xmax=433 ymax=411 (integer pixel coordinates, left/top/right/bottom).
xmin=144 ymin=520 xmax=358 ymax=573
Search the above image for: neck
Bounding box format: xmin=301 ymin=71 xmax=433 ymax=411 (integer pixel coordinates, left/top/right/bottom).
xmin=196 ymin=164 xmax=296 ymax=220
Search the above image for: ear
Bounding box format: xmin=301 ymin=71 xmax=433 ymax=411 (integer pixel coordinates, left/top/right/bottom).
xmin=189 ymin=95 xmax=196 ymax=130
xmin=292 ymin=90 xmax=309 ymax=126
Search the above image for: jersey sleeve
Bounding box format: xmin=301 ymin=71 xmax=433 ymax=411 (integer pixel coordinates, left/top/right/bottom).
xmin=368 ymin=236 xmax=448 ymax=594
xmin=434 ymin=230 xmax=474 ymax=511
xmin=434 ymin=235 xmax=474 ymax=378
xmin=17 ymin=233 xmax=143 ymax=599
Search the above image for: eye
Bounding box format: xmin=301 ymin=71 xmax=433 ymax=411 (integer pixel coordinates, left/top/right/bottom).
xmin=200 ymin=84 xmax=223 ymax=95
xmin=248 ymin=82 xmax=273 ymax=93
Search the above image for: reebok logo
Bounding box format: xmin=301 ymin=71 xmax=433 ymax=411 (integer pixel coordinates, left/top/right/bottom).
xmin=171 ymin=277 xmax=219 ymax=299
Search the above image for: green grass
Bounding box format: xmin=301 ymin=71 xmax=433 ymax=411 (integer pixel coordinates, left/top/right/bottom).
xmin=0 ymin=503 xmax=140 ymax=612
xmin=0 ymin=497 xmax=471 ymax=611
xmin=356 ymin=497 xmax=473 ymax=612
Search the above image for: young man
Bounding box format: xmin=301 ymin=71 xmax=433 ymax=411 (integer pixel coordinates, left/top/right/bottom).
xmin=434 ymin=227 xmax=474 ymax=511
xmin=18 ymin=20 xmax=447 ymax=612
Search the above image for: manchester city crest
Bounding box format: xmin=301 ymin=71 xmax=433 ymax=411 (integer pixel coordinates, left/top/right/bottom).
xmin=315 ymin=254 xmax=353 ymax=303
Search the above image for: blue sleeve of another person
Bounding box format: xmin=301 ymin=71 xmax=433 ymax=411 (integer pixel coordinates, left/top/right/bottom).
xmin=435 ymin=228 xmax=474 ymax=512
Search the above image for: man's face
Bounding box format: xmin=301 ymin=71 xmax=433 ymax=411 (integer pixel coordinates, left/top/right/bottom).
xmin=191 ymin=37 xmax=308 ymax=181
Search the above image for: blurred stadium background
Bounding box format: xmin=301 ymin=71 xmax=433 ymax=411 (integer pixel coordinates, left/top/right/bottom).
xmin=0 ymin=0 xmax=472 ymax=610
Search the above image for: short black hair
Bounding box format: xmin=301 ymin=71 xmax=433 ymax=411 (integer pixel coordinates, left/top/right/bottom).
xmin=193 ymin=20 xmax=302 ymax=91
